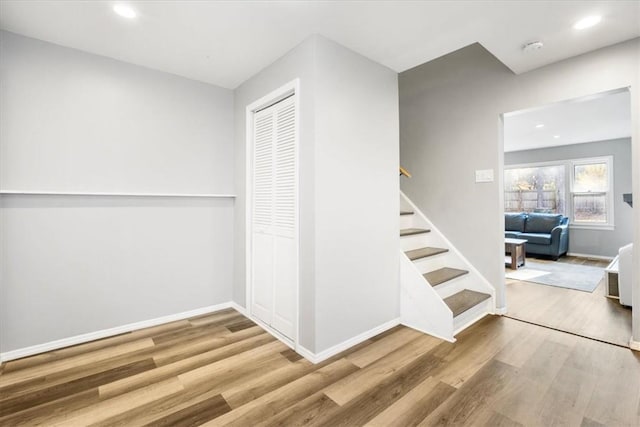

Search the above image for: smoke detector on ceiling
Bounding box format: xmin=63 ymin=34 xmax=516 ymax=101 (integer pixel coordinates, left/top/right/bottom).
xmin=523 ymin=41 xmax=544 ymax=52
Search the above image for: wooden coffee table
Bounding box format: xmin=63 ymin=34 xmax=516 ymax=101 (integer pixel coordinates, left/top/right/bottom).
xmin=505 ymin=238 xmax=527 ymax=270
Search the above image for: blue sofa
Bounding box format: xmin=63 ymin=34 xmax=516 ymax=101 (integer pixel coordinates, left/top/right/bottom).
xmin=505 ymin=212 xmax=569 ymax=260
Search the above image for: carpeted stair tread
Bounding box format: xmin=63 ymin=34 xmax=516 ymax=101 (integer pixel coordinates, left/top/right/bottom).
xmin=400 ymin=211 xmax=414 ymax=216
xmin=444 ymin=289 xmax=491 ymax=317
xmin=405 ymin=247 xmax=448 ymax=261
xmin=423 ymin=267 xmax=469 ymax=286
xmin=400 ymin=228 xmax=430 ymax=237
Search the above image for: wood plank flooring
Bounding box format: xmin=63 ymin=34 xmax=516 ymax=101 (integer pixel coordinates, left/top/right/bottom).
xmin=1 ymin=308 xmax=639 ymax=426
xmin=506 ymin=256 xmax=633 ymax=347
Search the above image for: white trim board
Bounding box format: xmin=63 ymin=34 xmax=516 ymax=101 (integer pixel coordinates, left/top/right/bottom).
xmin=297 ymin=318 xmax=401 ymax=364
xmin=630 ymin=337 xmax=640 ymax=352
xmin=0 ymin=190 xmax=236 ymax=198
xmin=0 ymin=302 xmax=233 ymax=363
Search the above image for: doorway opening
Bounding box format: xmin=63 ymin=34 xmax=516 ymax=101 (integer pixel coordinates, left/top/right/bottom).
xmin=499 ymin=88 xmax=633 ymax=347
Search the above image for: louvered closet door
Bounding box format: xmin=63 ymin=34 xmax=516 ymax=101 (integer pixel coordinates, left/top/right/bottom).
xmin=251 ymin=95 xmax=297 ymax=339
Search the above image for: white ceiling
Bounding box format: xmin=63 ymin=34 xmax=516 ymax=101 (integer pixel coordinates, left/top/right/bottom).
xmin=0 ymin=1 xmax=639 ymax=89
xmin=504 ymin=89 xmax=632 ymax=152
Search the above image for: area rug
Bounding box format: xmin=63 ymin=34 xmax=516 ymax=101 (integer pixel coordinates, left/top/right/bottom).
xmin=505 ymin=260 xmax=604 ymax=292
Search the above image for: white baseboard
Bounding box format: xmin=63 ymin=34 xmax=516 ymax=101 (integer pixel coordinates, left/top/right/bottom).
xmin=0 ymin=306 xmax=409 ymax=367
xmin=495 ymin=306 xmax=508 ymax=315
xmin=0 ymin=302 xmax=233 ymax=363
xmin=566 ymin=252 xmax=614 ymax=261
xmin=297 ymin=318 xmax=401 ymax=364
xmin=295 ymin=345 xmax=317 ymax=363
xmin=230 ymin=301 xmax=248 ymax=316
xmin=630 ymin=337 xmax=640 ymax=351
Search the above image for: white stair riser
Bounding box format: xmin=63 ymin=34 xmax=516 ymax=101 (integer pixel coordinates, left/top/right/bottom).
xmin=409 ymin=217 xmax=433 ymax=233
xmin=430 ymin=275 xmax=472 ymax=299
xmin=400 ymin=215 xmax=415 ymax=229
xmin=429 ymin=270 xmax=495 ymax=308
xmin=400 ymin=198 xmax=413 ymax=214
xmin=402 ymin=233 xmax=451 ymax=252
xmin=410 ymin=252 xmax=457 ymax=271
xmin=400 ymin=234 xmax=434 ymax=251
xmin=453 ymin=298 xmax=493 ymax=333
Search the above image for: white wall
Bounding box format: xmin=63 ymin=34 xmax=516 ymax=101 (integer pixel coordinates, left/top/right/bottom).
xmin=313 ymin=37 xmax=399 ymax=351
xmin=1 ymin=196 xmax=233 ymax=352
xmin=0 ymin=31 xmax=233 ymax=194
xmin=234 ymin=35 xmax=399 ymax=354
xmin=0 ymin=32 xmax=235 ymax=353
xmin=399 ymin=38 xmax=640 ymax=342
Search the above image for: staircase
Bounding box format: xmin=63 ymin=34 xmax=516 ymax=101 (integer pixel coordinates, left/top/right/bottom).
xmin=399 ymin=191 xmax=495 ymax=342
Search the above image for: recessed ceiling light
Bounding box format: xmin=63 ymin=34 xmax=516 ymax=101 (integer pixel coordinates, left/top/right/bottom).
xmin=573 ymin=15 xmax=602 ymax=30
xmin=535 ymin=124 xmax=545 ymax=129
xmin=553 ymin=135 xmax=560 ymax=139
xmin=113 ymin=4 xmax=137 ymax=19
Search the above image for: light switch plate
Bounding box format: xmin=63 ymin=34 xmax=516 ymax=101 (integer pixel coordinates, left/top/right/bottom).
xmin=475 ymin=169 xmax=494 ymax=183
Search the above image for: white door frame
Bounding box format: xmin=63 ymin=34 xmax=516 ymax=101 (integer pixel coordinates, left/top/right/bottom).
xmin=245 ymin=78 xmax=300 ymax=350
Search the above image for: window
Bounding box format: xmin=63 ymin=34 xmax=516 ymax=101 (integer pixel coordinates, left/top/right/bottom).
xmin=570 ymin=156 xmax=613 ymax=227
xmin=504 ymin=164 xmax=566 ymax=214
xmin=505 ymin=156 xmax=614 ymax=229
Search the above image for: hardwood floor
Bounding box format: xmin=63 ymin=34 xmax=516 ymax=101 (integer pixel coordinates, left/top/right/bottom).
xmin=506 ymin=256 xmax=633 ymax=347
xmin=1 ymin=308 xmax=639 ymax=426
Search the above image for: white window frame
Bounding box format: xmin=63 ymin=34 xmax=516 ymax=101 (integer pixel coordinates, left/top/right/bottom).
xmin=504 ymin=155 xmax=615 ymax=231
xmin=569 ymin=155 xmax=614 ymax=230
